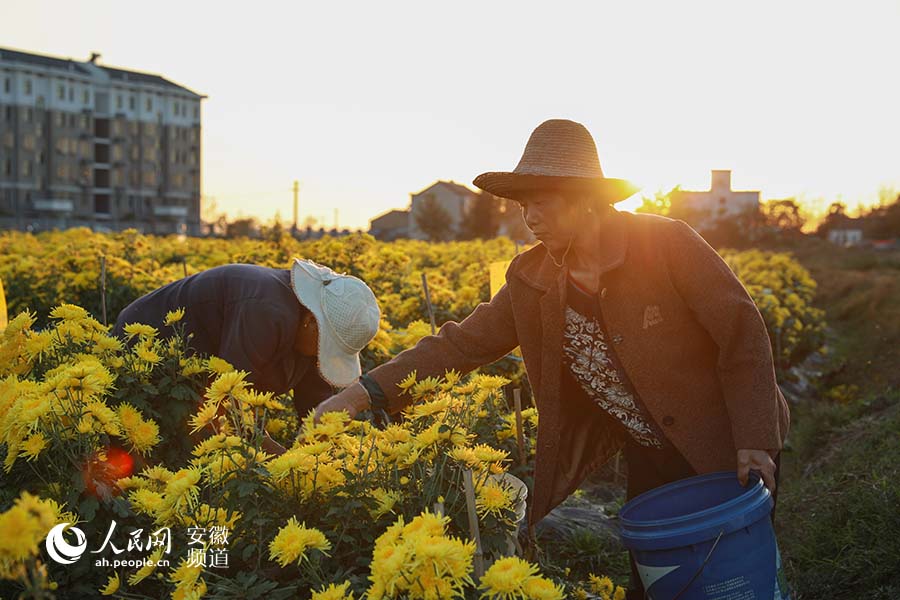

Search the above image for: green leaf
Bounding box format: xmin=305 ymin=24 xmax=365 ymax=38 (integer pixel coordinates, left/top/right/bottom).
xmin=241 ymin=543 xmax=257 ymax=562
xmin=78 ymin=495 xmax=99 ymax=522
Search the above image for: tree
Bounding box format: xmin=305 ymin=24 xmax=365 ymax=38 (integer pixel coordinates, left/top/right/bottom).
xmin=414 ymin=196 xmax=454 ymax=241
xmin=815 ymin=202 xmax=849 ymax=237
xmin=635 ymin=186 xmax=680 ymax=216
xmin=225 ymin=217 xmax=259 ymax=239
xmin=458 ymin=192 xmax=502 ymax=240
xmin=762 ymin=199 xmax=806 ymax=233
xmin=261 ymin=216 xmax=286 ymax=243
xmin=861 ymin=192 xmax=900 ymax=239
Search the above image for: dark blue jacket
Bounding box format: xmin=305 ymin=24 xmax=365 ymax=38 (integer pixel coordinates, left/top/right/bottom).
xmin=112 ymin=263 xmax=334 ymax=417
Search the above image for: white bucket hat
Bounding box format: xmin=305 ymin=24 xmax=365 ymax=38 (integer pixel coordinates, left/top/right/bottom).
xmin=290 ymin=258 xmax=381 ymax=388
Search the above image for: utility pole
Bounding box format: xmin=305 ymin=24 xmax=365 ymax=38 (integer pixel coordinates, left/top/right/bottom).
xmin=292 ymin=180 xmax=300 ymax=235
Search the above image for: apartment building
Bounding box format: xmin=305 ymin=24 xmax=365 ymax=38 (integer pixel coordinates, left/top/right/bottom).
xmin=0 ymin=46 xmax=205 ymax=234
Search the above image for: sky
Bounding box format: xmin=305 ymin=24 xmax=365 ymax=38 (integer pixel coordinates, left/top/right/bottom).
xmin=3 ymin=0 xmax=898 ymax=229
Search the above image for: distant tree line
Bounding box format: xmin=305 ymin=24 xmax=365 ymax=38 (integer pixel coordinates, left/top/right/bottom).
xmin=635 ymin=186 xmax=900 ymax=248
xmin=413 ymin=191 xmax=532 ymax=242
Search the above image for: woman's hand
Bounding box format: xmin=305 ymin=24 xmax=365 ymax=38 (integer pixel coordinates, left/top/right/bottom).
xmin=312 ymin=382 xmax=372 ymax=425
xmin=737 ymin=448 xmax=777 ymax=492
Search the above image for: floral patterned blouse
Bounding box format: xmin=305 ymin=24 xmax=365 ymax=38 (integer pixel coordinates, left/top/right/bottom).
xmin=562 ymin=276 xmax=666 ymax=449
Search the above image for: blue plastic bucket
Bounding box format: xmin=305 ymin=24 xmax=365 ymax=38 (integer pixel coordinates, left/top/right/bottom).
xmin=619 ymin=471 xmax=791 ymax=599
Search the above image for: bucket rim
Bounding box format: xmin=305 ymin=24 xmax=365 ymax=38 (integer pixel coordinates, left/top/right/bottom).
xmin=619 ymin=471 xmax=769 ymax=529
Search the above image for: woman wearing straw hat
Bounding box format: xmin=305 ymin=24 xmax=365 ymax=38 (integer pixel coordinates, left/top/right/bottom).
xmin=113 ymin=259 xmax=382 ymax=422
xmin=312 ymin=119 xmax=789 ymax=597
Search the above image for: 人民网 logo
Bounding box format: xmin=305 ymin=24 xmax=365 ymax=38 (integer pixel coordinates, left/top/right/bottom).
xmin=45 ymin=523 xmax=87 ymax=564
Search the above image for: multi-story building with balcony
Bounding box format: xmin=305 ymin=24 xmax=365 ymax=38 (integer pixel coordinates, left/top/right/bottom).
xmin=0 ymin=46 xmax=205 ymax=234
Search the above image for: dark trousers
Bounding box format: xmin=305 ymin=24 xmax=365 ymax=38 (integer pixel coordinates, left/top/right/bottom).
xmin=624 ymin=440 xmax=781 ymax=600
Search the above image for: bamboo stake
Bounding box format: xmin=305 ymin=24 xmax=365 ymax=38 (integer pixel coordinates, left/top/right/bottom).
xmin=421 ymin=272 xmax=437 ymax=335
xmin=513 ymin=388 xmax=526 ymax=468
xmin=182 ymin=257 xmax=188 ymax=279
xmin=99 ymin=255 xmax=108 ymax=326
xmin=462 ymin=468 xmax=485 ymax=579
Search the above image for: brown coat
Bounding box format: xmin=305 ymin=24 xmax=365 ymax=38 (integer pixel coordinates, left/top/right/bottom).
xmin=368 ymin=210 xmax=790 ymax=526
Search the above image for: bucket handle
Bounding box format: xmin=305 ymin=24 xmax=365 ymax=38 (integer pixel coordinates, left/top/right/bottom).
xmin=646 ymin=529 xmax=725 ymax=600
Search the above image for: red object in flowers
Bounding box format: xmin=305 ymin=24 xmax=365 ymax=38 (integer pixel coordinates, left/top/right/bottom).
xmin=82 ymin=446 xmax=135 ymax=499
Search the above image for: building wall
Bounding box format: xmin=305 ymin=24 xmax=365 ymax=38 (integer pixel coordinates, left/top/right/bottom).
xmin=0 ymin=52 xmax=203 ymax=235
xmin=407 ymin=183 xmax=474 ymax=240
xmin=671 ymin=170 xmax=760 ymax=229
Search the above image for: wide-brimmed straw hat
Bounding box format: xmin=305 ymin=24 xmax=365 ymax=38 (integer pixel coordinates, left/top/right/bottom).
xmin=473 ymin=119 xmax=640 ymax=203
xmin=290 ymin=258 xmax=381 ymax=388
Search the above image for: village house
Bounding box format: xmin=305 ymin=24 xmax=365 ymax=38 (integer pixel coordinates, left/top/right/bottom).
xmin=670 ymin=170 xmax=760 ymax=230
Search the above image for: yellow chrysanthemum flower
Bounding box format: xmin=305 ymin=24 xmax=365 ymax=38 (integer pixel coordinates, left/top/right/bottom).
xmin=369 ymin=487 xmax=402 ymax=519
xmin=134 ymin=344 xmax=161 ymax=365
xmin=123 ymin=323 xmax=157 ymax=339
xmin=311 ymin=581 xmax=354 ymax=600
xmin=407 ymin=396 xmax=450 ymax=419
xmin=476 ymin=427 xmax=501 ymax=450
xmin=24 ymin=330 xmax=54 ymax=361
xmin=180 ymin=357 xmax=206 ymax=377
xmin=92 ymin=335 xmax=123 ymax=354
xmin=99 ymin=572 xmax=120 ymax=595
xmin=522 ymin=576 xmax=566 ymax=600
xmin=268 ymin=517 xmax=331 ymax=566
xmin=128 ymin=546 xmax=165 ymax=585
xmin=129 ymin=489 xmax=165 ymax=518
xmin=164 ymin=308 xmax=186 ymax=325
xmin=189 ymin=400 xmax=220 ymax=434
xmin=141 ymin=465 xmax=175 ymax=483
xmin=479 ymin=556 xmax=539 ymax=599
xmin=588 ymin=574 xmax=615 ymax=597
xmin=206 ymin=371 xmax=249 ymax=404
xmin=397 ymin=370 xmax=417 ymax=391
xmin=50 ymin=304 xmax=88 ymax=321
xmin=84 ymin=400 xmax=121 ymax=436
xmin=411 ymin=376 xmax=441 ymax=397
xmin=475 ymin=479 xmax=514 ymax=517
xmin=19 ymin=432 xmax=47 ymax=461
xmin=128 ymin=420 xmax=161 ymax=455
xmin=168 ymin=558 xmax=202 ymax=590
xmin=0 ymin=505 xmax=41 ymax=560
xmin=206 ymin=356 xmax=234 ymax=374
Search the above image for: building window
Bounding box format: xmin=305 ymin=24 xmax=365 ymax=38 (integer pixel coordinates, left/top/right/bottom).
xmin=146 ymin=97 xmax=152 ymax=111
xmin=129 ymin=95 xmax=135 ymax=110
xmin=4 ymin=159 xmax=11 ymax=176
xmin=55 ymin=112 xmax=64 ymax=127
xmin=81 ymin=114 xmax=88 ymax=128
xmin=58 ymin=83 xmax=65 ymax=100
xmin=83 ymin=89 xmax=90 ymax=104
xmin=23 ymin=160 xmax=32 ymax=177
xmin=117 ymin=94 xmax=123 ymax=110
xmin=3 ymin=78 xmax=9 ymax=93
xmin=26 ymin=108 xmax=32 ymax=123
xmin=194 ymin=106 xmax=198 ymax=118
xmin=25 ymin=79 xmax=32 ymax=95
xmin=68 ymin=86 xmax=73 ymax=102
xmin=4 ymin=106 xmax=10 ymax=121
